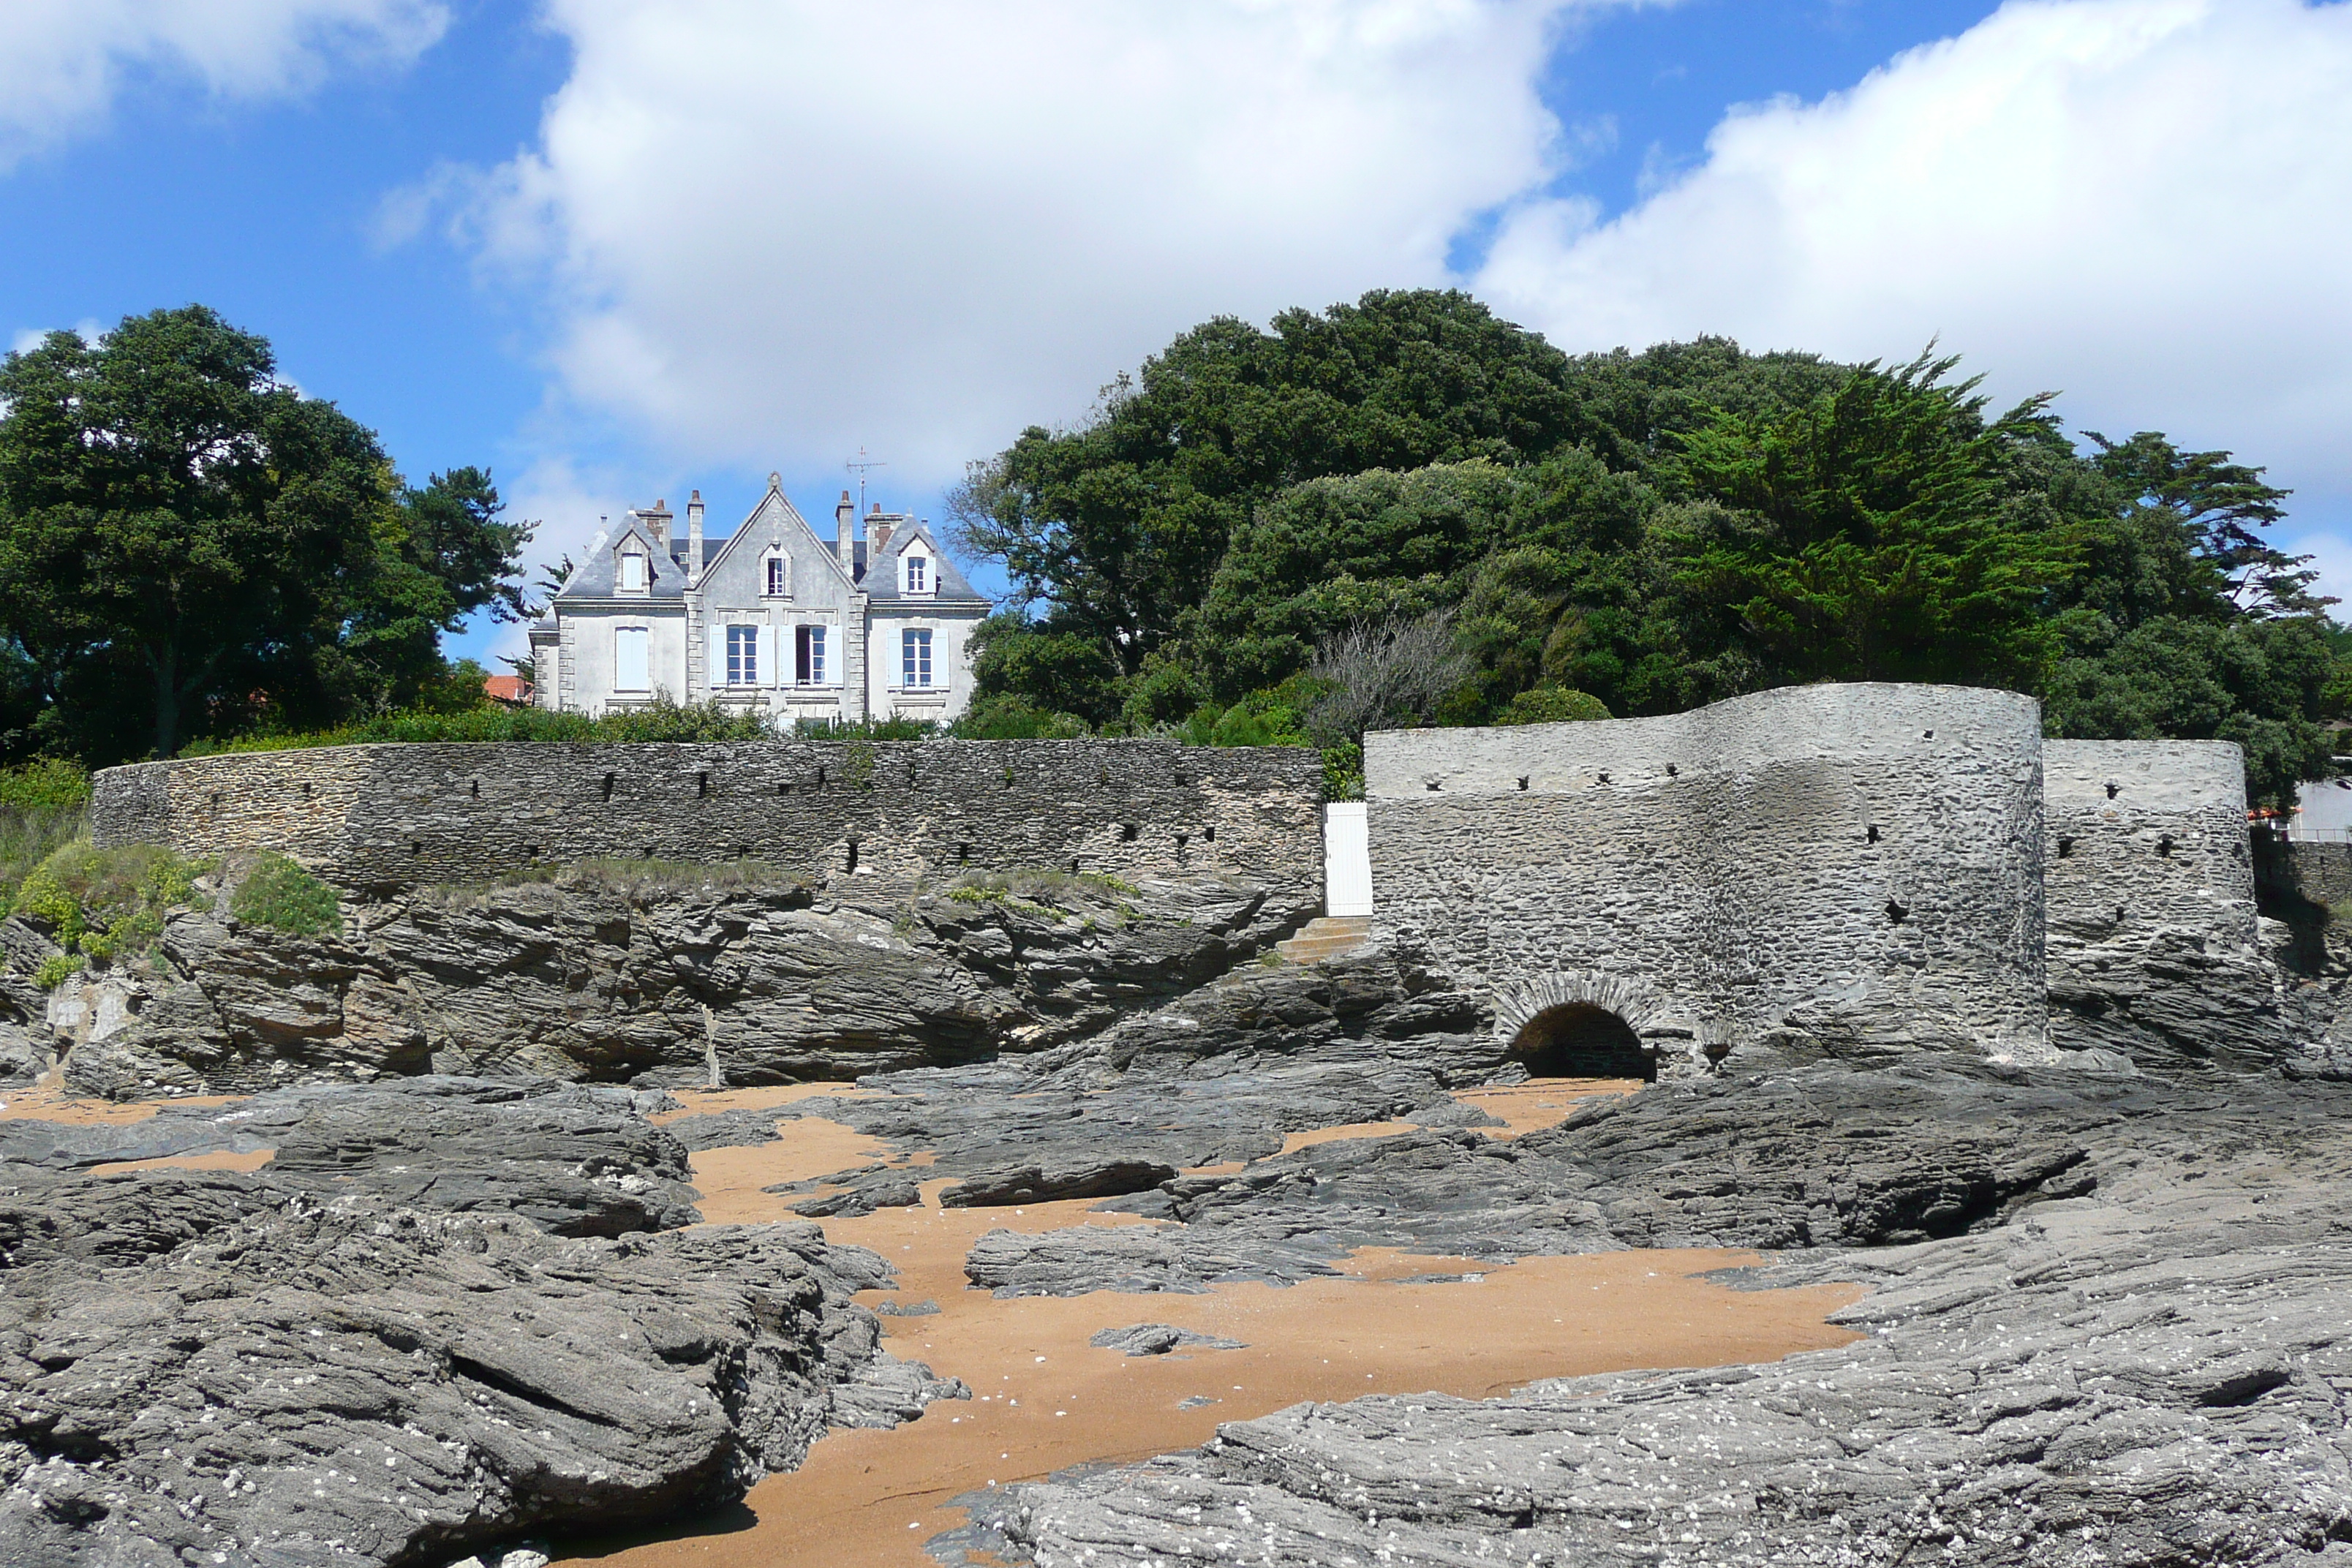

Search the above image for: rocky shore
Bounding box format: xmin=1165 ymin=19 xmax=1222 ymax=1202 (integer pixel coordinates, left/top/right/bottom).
xmin=4 ymin=864 xmax=2350 ymax=1567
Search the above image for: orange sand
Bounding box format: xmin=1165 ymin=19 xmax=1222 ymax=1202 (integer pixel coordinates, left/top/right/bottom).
xmin=90 ymin=1148 xmax=276 ymax=1177
xmin=557 ymin=1096 xmax=1862 ymax=1568
xmin=0 ymin=1065 xmax=243 ymax=1125
xmin=1457 ymin=1077 xmax=1633 ymax=1139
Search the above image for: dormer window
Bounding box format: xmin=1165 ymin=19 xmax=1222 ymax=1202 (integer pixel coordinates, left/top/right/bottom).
xmin=765 ymin=553 xmax=788 ymax=598
xmin=619 ymin=549 xmax=648 ymax=593
xmin=904 ymin=552 xmax=930 ymax=595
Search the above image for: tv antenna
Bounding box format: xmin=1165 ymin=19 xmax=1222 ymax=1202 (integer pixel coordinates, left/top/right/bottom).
xmin=845 ymin=447 xmax=889 ymax=515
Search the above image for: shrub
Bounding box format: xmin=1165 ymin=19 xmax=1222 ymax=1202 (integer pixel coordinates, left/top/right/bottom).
xmin=180 ymin=691 xmax=768 ymax=755
xmin=229 ymin=853 xmax=342 ymax=938
xmin=10 ymin=839 xmax=211 ymax=962
xmin=1494 ymin=686 xmax=1613 ymax=726
xmin=951 ymin=695 xmax=1090 ymax=740
xmin=0 ymin=759 xmax=92 ymax=813
xmin=33 ymin=953 xmax=83 ymax=990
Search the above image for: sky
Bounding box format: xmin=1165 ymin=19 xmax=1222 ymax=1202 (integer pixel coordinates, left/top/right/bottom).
xmin=4 ymin=0 xmax=2348 ymax=671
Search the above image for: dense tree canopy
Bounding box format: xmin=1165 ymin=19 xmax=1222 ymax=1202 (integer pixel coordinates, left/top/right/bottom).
xmin=0 ymin=306 xmax=527 ymax=761
xmin=954 ymin=290 xmax=2342 ymax=807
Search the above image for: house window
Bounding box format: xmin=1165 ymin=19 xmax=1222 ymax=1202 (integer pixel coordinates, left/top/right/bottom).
xmin=619 ymin=551 xmax=648 ymax=592
xmin=725 ymin=625 xmax=758 ymax=685
xmin=902 ymin=627 xmax=934 ymax=688
xmin=765 ymin=555 xmax=787 ymax=597
xmin=905 ymin=553 xmax=928 ymax=594
xmin=796 ymin=625 xmax=827 ymax=685
xmin=614 ymin=625 xmax=650 ymax=691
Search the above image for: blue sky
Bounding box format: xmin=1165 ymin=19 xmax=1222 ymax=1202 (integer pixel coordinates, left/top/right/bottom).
xmin=4 ymin=1 xmax=2348 ymax=668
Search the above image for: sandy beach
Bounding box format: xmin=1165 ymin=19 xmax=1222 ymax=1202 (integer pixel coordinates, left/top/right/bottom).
xmin=558 ymin=1079 xmax=1865 ymax=1568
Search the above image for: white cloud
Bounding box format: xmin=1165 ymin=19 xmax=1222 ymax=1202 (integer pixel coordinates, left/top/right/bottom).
xmin=448 ymin=0 xmax=1637 ymax=483
xmin=0 ymin=0 xmax=448 ymax=168
xmin=1473 ymin=0 xmax=2352 ymax=549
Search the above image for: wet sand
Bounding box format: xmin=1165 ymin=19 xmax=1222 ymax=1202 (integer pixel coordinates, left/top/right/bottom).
xmin=88 ymin=1147 xmax=276 ymax=1177
xmin=0 ymin=1064 xmax=243 ymax=1125
xmin=558 ymin=1083 xmax=1866 ymax=1568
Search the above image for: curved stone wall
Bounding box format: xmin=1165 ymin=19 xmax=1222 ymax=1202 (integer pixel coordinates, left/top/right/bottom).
xmin=1364 ymin=683 xmax=2052 ymax=1073
xmin=91 ymin=739 xmax=1324 ymax=894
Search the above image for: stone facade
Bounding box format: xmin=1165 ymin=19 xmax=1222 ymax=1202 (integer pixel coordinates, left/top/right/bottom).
xmin=2043 ymin=739 xmax=2286 ymax=1068
xmin=529 ymin=478 xmax=990 ymax=725
xmin=1365 ymin=685 xmax=2057 ymax=1075
xmin=91 ymin=739 xmax=1324 ymax=894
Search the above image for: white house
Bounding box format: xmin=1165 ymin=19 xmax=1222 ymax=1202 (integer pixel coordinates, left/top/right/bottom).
xmin=529 ymin=475 xmax=990 ymax=723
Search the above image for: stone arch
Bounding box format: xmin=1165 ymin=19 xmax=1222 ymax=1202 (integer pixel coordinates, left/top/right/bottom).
xmin=1512 ymin=1003 xmax=1651 ymax=1080
xmin=1490 ymin=970 xmax=1697 ymax=1080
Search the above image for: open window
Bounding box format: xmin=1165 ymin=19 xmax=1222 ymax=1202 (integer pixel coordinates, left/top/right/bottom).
xmin=796 ymin=625 xmax=829 ymax=685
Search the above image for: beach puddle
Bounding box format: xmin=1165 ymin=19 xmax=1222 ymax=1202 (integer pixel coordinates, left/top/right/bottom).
xmin=557 ymin=1085 xmax=1865 ymax=1568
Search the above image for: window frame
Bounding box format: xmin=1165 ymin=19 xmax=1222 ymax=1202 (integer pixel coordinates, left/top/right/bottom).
xmin=901 ymin=627 xmax=935 ymax=689
xmin=764 ymin=554 xmax=788 ymax=598
xmin=618 ymin=550 xmax=649 ymax=594
xmin=795 ymin=624 xmax=829 ymax=686
xmin=904 ymin=552 xmax=930 ymax=595
xmin=613 ymin=624 xmax=652 ymax=692
xmin=725 ymin=624 xmax=759 ymax=686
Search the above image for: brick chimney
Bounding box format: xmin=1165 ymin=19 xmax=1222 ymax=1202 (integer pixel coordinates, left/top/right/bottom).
xmin=868 ymin=501 xmax=893 ymax=559
xmin=686 ymin=490 xmax=704 ymax=585
xmin=835 ymin=490 xmax=856 ymax=577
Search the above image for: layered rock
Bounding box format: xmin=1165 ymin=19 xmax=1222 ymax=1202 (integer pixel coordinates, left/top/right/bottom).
xmin=0 ymin=1077 xmax=962 ymax=1568
xmin=33 ymin=867 xmax=1316 ymax=1098
xmin=961 ymin=1064 xmax=2352 ymax=1567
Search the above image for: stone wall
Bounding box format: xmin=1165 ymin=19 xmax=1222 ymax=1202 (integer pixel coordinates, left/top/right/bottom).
xmin=2043 ymin=739 xmax=2285 ymax=1068
xmin=1365 ymin=684 xmax=2053 ymax=1074
xmin=91 ymin=739 xmax=1324 ymax=894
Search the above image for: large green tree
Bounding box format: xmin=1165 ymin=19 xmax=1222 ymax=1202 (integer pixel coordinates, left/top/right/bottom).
xmin=1659 ymin=352 xmax=2083 ymax=688
xmin=0 ymin=306 xmax=525 ymax=759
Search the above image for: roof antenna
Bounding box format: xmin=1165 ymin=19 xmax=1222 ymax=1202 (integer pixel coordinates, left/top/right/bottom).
xmin=845 ymin=446 xmax=889 ymax=517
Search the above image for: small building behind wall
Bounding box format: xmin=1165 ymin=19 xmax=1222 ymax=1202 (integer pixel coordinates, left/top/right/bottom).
xmin=1363 ymin=684 xmax=2056 ymax=1079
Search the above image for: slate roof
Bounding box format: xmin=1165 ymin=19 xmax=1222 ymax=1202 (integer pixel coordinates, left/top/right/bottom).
xmin=864 ymin=519 xmax=987 ymax=603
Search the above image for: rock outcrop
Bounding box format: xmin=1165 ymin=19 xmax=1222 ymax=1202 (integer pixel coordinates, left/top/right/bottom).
xmin=29 ymin=867 xmax=1316 ymax=1098
xmin=960 ymin=1064 xmax=2352 ymax=1567
xmin=0 ymin=1078 xmax=962 ymax=1568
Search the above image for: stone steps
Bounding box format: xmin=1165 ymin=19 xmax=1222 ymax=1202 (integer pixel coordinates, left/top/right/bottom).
xmin=1275 ymin=916 xmax=1372 ymax=965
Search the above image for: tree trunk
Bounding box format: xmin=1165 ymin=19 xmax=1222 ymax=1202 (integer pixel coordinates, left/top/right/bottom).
xmin=151 ymin=642 xmax=178 ymax=759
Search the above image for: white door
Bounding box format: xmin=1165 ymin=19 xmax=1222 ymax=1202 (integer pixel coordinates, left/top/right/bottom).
xmin=1324 ymin=802 xmax=1372 ymax=916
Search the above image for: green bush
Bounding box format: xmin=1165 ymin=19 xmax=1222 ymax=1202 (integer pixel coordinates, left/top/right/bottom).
xmin=1493 ymin=686 xmax=1613 ymax=726
xmin=33 ymin=953 xmax=83 ymax=990
xmin=793 ymin=715 xmax=938 ymax=740
xmin=0 ymin=759 xmax=92 ymax=813
xmin=6 ymin=838 xmax=205 ymax=965
xmin=951 ymin=695 xmax=1091 ymax=740
xmin=180 ymin=691 xmax=768 ymax=755
xmin=229 ymin=853 xmax=342 ymax=938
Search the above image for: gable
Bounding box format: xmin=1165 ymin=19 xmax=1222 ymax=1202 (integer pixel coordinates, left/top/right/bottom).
xmin=698 ymin=482 xmax=856 ymax=608
xmin=865 ymin=519 xmax=986 ymax=603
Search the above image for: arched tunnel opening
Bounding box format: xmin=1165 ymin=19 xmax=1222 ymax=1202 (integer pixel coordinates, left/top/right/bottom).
xmin=1509 ymin=1003 xmax=1656 ymax=1082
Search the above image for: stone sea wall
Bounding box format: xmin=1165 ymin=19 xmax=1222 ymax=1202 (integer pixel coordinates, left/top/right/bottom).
xmin=90 ymin=739 xmax=1325 ymax=893
xmin=2041 ymin=738 xmax=2291 ymax=1068
xmin=1365 ymin=684 xmax=2054 ymax=1073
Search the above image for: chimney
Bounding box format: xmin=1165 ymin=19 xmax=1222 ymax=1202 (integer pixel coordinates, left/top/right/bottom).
xmin=835 ymin=490 xmax=856 ymax=576
xmin=686 ymin=490 xmax=704 ymax=585
xmin=868 ymin=501 xmax=894 ymax=560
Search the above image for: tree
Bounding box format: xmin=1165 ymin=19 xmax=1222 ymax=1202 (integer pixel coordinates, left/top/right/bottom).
xmin=953 ymin=290 xmax=1605 ymax=687
xmin=0 ymin=307 xmax=525 ymax=759
xmin=1661 ymin=351 xmax=2082 ymax=688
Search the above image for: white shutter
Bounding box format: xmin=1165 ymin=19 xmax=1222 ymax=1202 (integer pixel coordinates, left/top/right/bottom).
xmin=707 ymin=623 xmax=726 ymax=690
xmin=758 ymin=625 xmax=778 ymax=687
